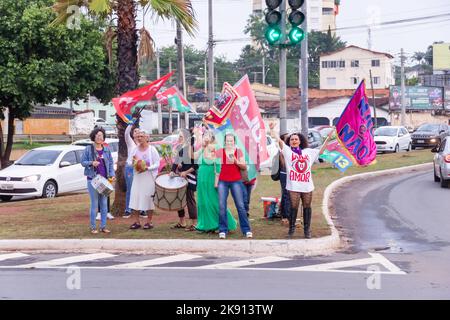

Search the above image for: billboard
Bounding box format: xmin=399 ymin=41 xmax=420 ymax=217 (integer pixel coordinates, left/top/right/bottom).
xmin=433 ymin=43 xmax=450 ymax=71
xmin=389 ymin=86 xmax=444 ymax=111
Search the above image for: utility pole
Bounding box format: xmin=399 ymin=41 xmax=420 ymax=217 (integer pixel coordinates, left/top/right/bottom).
xmin=367 ymin=27 xmax=372 ymax=50
xmin=168 ymin=57 xmax=173 ymax=133
xmin=156 ymin=49 xmax=162 ymax=134
xmin=369 ymin=69 xmax=378 ymax=128
xmin=300 ymin=1 xmax=308 ymax=138
xmin=279 ymin=0 xmax=287 ymax=134
xmin=262 ymin=56 xmax=266 ymax=85
xmin=208 ymin=0 xmax=215 ymax=107
xmin=176 ymin=21 xmax=187 ymax=129
xmin=204 ymin=58 xmax=207 ymax=94
xmin=401 ymin=48 xmax=406 ymax=126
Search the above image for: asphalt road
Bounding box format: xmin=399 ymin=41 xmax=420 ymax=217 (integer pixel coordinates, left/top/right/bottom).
xmin=1 ymin=167 xmax=449 ymax=300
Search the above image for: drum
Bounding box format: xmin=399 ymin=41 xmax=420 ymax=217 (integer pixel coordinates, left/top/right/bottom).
xmin=91 ymin=175 xmax=114 ymax=197
xmin=154 ymin=173 xmax=188 ymax=211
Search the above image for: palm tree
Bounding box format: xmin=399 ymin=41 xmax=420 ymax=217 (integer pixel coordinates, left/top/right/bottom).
xmin=52 ymin=0 xmax=197 ymax=215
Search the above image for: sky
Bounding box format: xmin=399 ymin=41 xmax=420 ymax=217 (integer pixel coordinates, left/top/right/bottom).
xmin=141 ymin=0 xmax=450 ymax=64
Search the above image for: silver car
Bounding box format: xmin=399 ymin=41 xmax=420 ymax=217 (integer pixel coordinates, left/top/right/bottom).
xmin=432 ymin=137 xmax=450 ymax=188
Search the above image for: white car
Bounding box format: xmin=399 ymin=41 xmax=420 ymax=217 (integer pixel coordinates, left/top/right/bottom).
xmin=260 ymin=135 xmax=279 ymax=170
xmin=374 ymin=126 xmax=412 ymax=153
xmin=72 ymin=138 xmax=118 ymax=170
xmin=0 ymin=145 xmax=87 ymax=202
xmin=432 ymin=137 xmax=450 ymax=188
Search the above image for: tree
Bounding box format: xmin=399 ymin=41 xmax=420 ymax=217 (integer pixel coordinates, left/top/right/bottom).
xmin=0 ymin=0 xmax=113 ymax=168
xmin=53 ymin=0 xmax=197 ymax=215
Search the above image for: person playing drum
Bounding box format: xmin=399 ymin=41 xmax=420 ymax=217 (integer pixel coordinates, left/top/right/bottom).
xmin=129 ymin=130 xmax=160 ymax=230
xmin=170 ymin=128 xmax=198 ymax=231
xmin=81 ymin=127 xmax=116 ymax=234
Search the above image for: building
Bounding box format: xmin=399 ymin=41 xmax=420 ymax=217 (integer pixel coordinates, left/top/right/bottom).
xmin=433 ymin=42 xmax=450 ymax=74
xmin=252 ymin=0 xmax=339 ymax=33
xmin=320 ymin=45 xmax=395 ymax=90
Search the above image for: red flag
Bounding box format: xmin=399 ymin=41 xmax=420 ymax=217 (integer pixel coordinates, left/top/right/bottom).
xmin=113 ymin=72 xmax=173 ymax=123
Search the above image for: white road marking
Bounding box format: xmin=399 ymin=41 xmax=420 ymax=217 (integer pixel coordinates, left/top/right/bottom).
xmin=197 ymin=256 xmax=291 ymax=269
xmin=17 ymin=253 xmax=116 ymax=268
xmin=107 ymin=254 xmax=202 ymax=269
xmin=289 ymin=252 xmax=406 ymax=275
xmin=0 ymin=252 xmax=29 ymax=262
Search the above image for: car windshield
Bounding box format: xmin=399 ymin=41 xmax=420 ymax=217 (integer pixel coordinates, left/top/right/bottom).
xmin=375 ymin=127 xmax=398 ymax=136
xmin=416 ymin=124 xmax=440 ymax=132
xmin=16 ymin=150 xmax=61 ymax=166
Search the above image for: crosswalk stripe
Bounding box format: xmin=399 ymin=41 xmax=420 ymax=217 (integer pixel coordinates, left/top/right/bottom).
xmin=197 ymin=256 xmax=291 ymax=269
xmin=0 ymin=252 xmax=29 ymax=262
xmin=17 ymin=253 xmax=116 ymax=268
xmin=107 ymin=254 xmax=202 ymax=269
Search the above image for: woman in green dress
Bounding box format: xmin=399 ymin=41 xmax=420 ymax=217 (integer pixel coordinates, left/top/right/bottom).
xmin=195 ymin=131 xmax=237 ymax=232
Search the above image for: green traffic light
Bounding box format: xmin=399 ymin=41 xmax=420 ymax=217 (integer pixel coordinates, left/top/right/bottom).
xmin=265 ymin=27 xmax=282 ymax=45
xmin=288 ymin=27 xmax=304 ymax=44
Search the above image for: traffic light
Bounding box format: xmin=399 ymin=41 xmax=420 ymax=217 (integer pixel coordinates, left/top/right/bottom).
xmin=264 ymin=0 xmax=282 ymax=45
xmin=287 ymin=0 xmax=305 ymax=45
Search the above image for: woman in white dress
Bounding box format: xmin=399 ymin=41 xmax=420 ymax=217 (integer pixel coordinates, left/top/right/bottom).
xmin=129 ymin=130 xmax=161 ymax=230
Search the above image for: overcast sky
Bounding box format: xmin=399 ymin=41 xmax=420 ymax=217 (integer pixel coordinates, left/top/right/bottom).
xmin=142 ymin=0 xmax=450 ymax=63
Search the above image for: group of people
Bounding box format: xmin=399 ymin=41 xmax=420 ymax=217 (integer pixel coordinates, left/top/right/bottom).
xmin=81 ymin=121 xmax=332 ymax=239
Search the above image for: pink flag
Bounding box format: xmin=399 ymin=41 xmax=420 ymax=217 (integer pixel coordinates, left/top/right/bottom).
xmin=336 ymin=80 xmax=377 ymax=166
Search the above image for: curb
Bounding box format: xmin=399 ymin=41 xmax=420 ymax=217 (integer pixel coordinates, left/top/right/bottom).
xmin=0 ymin=163 xmax=432 ymax=257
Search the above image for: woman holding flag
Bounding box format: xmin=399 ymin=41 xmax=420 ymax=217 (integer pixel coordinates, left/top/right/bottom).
xmin=269 ymin=122 xmax=333 ymax=239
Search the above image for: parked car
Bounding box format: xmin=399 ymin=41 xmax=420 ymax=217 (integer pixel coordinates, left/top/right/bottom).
xmin=260 ymin=135 xmax=279 ymax=170
xmin=411 ymin=123 xmax=449 ymax=149
xmin=313 ymin=125 xmax=334 ymax=139
xmin=374 ymin=126 xmax=412 ymax=153
xmin=191 ymin=91 xmax=207 ymax=102
xmin=0 ymin=145 xmax=87 ymax=202
xmin=432 ymin=138 xmax=450 ymax=188
xmin=308 ymin=129 xmax=323 ymax=149
xmin=72 ymin=138 xmax=118 ymax=170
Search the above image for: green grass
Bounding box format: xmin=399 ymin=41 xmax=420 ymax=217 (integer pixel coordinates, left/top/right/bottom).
xmin=0 ymin=149 xmax=433 ymax=240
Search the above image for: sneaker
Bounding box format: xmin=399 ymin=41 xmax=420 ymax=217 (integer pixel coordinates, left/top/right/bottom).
xmin=107 ymin=212 xmax=115 ymax=220
xmin=246 ymin=232 xmax=253 ymax=239
xmin=139 ymin=211 xmax=148 ymax=218
xmin=90 ymin=229 xmax=98 ymax=234
xmin=123 ymin=211 xmax=132 ymax=219
xmin=96 ymin=212 xmax=101 ymax=221
xmin=100 ymin=228 xmax=111 ymax=234
xmin=143 ymin=223 xmax=154 ymax=230
xmin=130 ymin=223 xmax=141 ymax=230
xmin=219 ymin=232 xmax=226 ymax=239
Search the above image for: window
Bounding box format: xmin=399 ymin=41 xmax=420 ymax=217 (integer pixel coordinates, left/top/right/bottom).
xmin=401 ymin=128 xmax=408 ymax=135
xmin=351 ymin=77 xmax=359 ymax=85
xmin=322 ymin=7 xmax=334 ymax=15
xmin=371 ymin=59 xmax=380 ymax=67
xmin=61 ymin=151 xmax=77 ymax=166
xmin=373 ymin=77 xmax=380 ymax=85
xmin=327 ymin=77 xmax=336 ymax=86
xmin=322 ymin=61 xmax=327 ymax=68
xmin=339 ymin=60 xmax=345 ymax=68
xmin=351 ymin=60 xmax=359 ymax=68
xmin=330 ymin=61 xmax=337 ymax=68
xmin=75 ymin=150 xmax=84 ymax=163
xmin=98 ymin=110 xmax=106 ymax=121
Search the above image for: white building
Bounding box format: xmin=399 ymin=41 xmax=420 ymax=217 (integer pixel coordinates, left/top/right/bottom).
xmin=320 ymin=46 xmax=395 ymax=90
xmin=252 ymin=0 xmax=338 ymax=33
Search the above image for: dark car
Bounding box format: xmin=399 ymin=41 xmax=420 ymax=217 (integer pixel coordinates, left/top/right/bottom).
xmin=411 ymin=123 xmax=449 ymax=149
xmin=191 ymin=92 xmax=207 ymax=102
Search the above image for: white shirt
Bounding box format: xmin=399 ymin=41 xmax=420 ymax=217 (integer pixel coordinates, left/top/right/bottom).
xmin=125 ymin=125 xmax=137 ymax=166
xmin=281 ymin=143 xmax=320 ymax=193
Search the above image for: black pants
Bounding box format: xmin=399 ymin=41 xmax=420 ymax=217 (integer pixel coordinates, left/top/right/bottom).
xmin=178 ymin=188 xmax=197 ymax=220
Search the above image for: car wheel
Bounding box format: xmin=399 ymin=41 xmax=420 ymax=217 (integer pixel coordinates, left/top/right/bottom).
xmin=42 ymin=181 xmax=57 ymax=198
xmin=434 ymin=167 xmax=440 ymax=182
xmin=0 ymin=195 xmax=13 ymax=202
xmin=440 ymin=170 xmax=449 ymax=188
xmin=394 ymin=144 xmax=399 ymax=153
xmin=411 ymin=145 xmax=416 ymax=150
xmin=406 ymin=143 xmax=412 ymax=152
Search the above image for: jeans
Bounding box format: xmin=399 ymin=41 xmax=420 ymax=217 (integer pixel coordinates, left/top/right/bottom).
xmin=243 ymin=184 xmax=253 ymax=215
xmin=218 ymin=180 xmax=251 ymax=235
xmin=279 ymin=172 xmax=291 ymax=219
xmin=87 ymin=180 xmax=108 ymax=230
xmin=125 ymin=164 xmax=134 ymax=213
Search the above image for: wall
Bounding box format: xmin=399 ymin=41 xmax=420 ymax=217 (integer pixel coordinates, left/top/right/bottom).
xmin=320 ymin=47 xmax=394 ymax=90
xmin=390 ymin=112 xmax=449 ymax=128
xmin=70 ymin=112 xmax=94 ymax=135
xmin=23 ymin=118 xmax=70 ymax=135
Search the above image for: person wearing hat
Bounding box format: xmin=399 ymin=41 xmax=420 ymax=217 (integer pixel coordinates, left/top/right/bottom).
xmin=129 ymin=129 xmax=161 ymax=230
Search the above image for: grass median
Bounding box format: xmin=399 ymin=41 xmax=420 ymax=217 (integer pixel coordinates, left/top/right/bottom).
xmin=0 ymin=149 xmax=433 ymax=240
